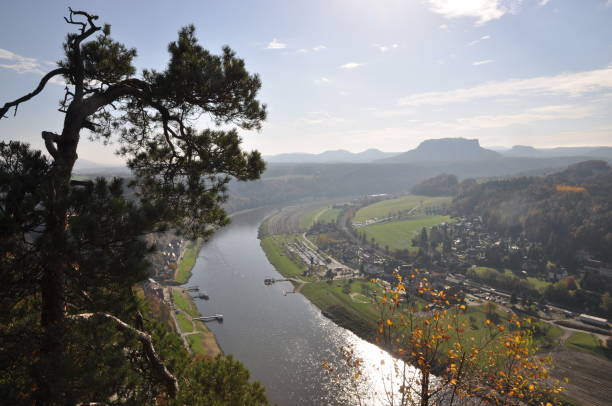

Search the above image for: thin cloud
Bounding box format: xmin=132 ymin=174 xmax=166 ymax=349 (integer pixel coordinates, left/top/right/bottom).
xmin=297 ymin=111 xmax=346 ymax=125
xmin=340 ymin=62 xmax=362 ymax=69
xmin=539 ymin=0 xmax=552 ymax=5
xmin=425 ymin=0 xmax=522 ymax=25
xmin=439 ymin=24 xmax=449 ymax=30
xmin=473 ymin=59 xmax=494 ymax=66
xmin=468 ymin=35 xmax=491 ymax=46
xmin=266 ymin=38 xmax=287 ymax=49
xmin=376 ymin=44 xmax=399 ymax=53
xmin=398 ymin=66 xmax=612 ymax=106
xmin=0 ymin=48 xmax=64 ymax=85
xmin=433 ymin=104 xmax=595 ymax=131
xmin=297 ymin=45 xmax=327 ymax=54
xmin=314 ymin=77 xmax=331 ymax=85
xmin=0 ymin=48 xmax=47 ymax=75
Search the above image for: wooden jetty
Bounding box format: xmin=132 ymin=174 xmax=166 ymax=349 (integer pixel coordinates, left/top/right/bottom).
xmin=264 ymin=278 xmax=289 ymax=285
xmin=193 ymin=314 xmax=223 ymax=322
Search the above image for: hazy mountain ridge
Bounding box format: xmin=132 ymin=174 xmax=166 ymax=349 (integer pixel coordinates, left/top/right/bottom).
xmin=501 ymin=145 xmax=612 ymax=159
xmin=264 ymin=148 xmax=399 ymax=163
xmin=225 ymin=155 xmax=610 ymax=212
xmin=379 ymin=138 xmax=501 ymax=163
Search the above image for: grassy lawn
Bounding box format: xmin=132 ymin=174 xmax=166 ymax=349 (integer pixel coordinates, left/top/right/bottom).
xmin=171 ymin=288 xmax=200 ymax=318
xmin=355 ymin=195 xmax=451 ymax=223
xmin=471 ymin=267 xmax=551 ymax=292
xmin=299 ymin=207 xmax=327 ymax=231
xmin=260 ymin=235 xmax=307 ymax=279
xmin=194 ymin=320 xmax=208 ymax=333
xmin=301 ymin=280 xmax=381 ymax=337
xmin=176 ymin=312 xmax=193 ymax=333
xmin=318 ymin=207 xmax=341 ymax=224
xmin=526 ymin=277 xmax=550 ymax=291
xmin=174 ymin=239 xmax=203 ymax=284
xmin=441 ymin=306 xmax=564 ymax=360
xmin=187 ymin=334 xmax=206 ymax=355
xmin=532 ymin=321 xmax=563 ymax=349
xmin=566 ymin=332 xmax=610 ymax=359
xmin=362 ymin=215 xmax=452 ymax=252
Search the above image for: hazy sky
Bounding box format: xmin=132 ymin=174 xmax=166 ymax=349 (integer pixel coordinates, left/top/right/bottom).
xmin=1 ymin=0 xmax=612 ymax=163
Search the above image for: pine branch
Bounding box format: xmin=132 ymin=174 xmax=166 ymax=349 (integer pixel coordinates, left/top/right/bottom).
xmin=69 ymin=312 xmax=179 ymax=398
xmin=0 ymin=68 xmax=68 ymax=119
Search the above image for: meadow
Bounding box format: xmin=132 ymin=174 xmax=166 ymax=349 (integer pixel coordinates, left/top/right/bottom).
xmin=354 ymin=195 xmax=451 ymax=223
xmin=361 ymin=215 xmax=452 ymax=252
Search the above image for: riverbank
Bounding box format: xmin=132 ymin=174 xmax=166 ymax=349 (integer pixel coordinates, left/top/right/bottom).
xmin=174 ymin=238 xmax=204 ymax=284
xmin=259 ymin=230 xmax=380 ymax=341
xmin=169 ymin=240 xmax=222 ymax=358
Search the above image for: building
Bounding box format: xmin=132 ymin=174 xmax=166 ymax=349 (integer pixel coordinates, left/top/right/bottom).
xmin=579 ymin=314 xmax=609 ymax=328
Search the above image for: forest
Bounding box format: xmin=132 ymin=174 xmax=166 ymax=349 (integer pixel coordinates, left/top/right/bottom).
xmin=452 ymin=160 xmax=612 ymax=264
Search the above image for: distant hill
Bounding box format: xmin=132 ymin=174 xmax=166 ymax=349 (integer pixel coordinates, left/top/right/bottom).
xmin=379 ymin=138 xmax=501 ymax=163
xmin=264 ymin=148 xmax=399 ymax=163
xmin=73 ymin=159 xmax=128 ymax=175
xmin=502 ymin=145 xmax=612 ymax=159
xmin=411 ymin=173 xmax=459 ymax=196
xmin=225 ymin=155 xmax=606 ymax=213
xmin=452 ymin=160 xmax=612 ymax=263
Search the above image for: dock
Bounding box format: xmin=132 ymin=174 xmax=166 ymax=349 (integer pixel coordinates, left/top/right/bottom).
xmin=264 ymin=278 xmax=290 ymax=285
xmin=193 ymin=314 xmax=223 ymax=322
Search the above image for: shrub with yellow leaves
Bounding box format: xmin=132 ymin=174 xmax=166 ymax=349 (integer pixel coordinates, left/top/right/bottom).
xmin=329 ymin=271 xmax=567 ymax=406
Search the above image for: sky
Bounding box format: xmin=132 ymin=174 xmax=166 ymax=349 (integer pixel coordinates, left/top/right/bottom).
xmin=1 ymin=0 xmax=612 ymax=164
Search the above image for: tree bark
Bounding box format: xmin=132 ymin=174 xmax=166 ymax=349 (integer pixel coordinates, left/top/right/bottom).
xmin=37 ymin=117 xmax=80 ymax=405
xmin=420 ymin=370 xmax=430 ymax=406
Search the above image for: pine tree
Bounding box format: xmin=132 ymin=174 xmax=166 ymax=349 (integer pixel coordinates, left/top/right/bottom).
xmin=1 ymin=9 xmax=268 ymax=405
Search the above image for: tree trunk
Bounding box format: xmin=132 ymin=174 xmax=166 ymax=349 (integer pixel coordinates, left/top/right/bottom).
xmin=420 ymin=370 xmax=430 ymax=406
xmin=37 ymin=122 xmax=80 ymax=405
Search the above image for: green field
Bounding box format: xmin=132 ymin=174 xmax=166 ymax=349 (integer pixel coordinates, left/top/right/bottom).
xmin=174 ymin=239 xmax=203 ymax=284
xmin=176 ymin=312 xmax=193 ymax=333
xmin=260 ymin=235 xmax=307 ymax=279
xmin=301 ymin=280 xmax=382 ymax=337
xmin=171 ymin=288 xmax=200 ymax=318
xmin=317 ymin=207 xmax=341 ymax=224
xmin=361 ymin=215 xmax=452 ymax=252
xmin=526 ymin=277 xmax=551 ymax=291
xmin=299 ymin=207 xmax=326 ymax=230
xmin=471 ymin=266 xmax=551 ymax=292
xmin=566 ymin=332 xmax=609 ymax=359
xmin=355 ymin=195 xmax=451 ymax=223
xmin=187 ymin=334 xmax=206 ymax=355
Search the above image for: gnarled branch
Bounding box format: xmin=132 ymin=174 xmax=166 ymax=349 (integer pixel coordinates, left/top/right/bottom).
xmin=42 ymin=131 xmax=60 ymax=159
xmin=69 ymin=312 xmax=179 ymax=398
xmin=0 ymin=68 xmax=68 ymax=119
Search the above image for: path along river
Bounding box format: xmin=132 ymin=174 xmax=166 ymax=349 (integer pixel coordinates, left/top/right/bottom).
xmin=186 ymin=207 xmax=420 ymax=406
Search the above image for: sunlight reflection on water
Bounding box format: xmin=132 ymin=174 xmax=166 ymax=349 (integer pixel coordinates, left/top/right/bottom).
xmin=188 ymin=207 xmax=435 ymax=405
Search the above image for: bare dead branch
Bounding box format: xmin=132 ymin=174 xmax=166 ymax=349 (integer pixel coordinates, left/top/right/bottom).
xmin=65 ymin=8 xmax=99 ymax=35
xmin=68 ymin=312 xmax=179 ymax=398
xmin=0 ymin=68 xmax=68 ymax=119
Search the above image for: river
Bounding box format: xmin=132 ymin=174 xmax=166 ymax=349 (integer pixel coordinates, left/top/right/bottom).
xmin=186 ymin=207 xmax=417 ymax=405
